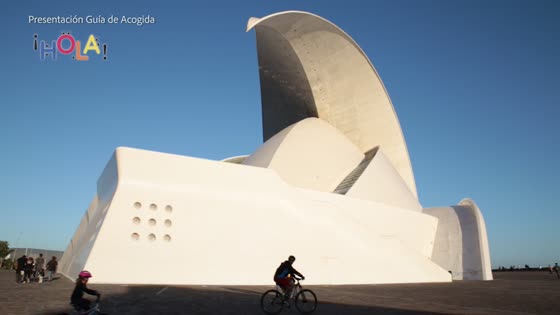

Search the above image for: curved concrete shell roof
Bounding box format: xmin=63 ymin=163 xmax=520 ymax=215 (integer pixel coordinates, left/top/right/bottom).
xmin=247 ymin=11 xmax=417 ymax=197
xmin=243 ymin=117 xmax=364 ymax=192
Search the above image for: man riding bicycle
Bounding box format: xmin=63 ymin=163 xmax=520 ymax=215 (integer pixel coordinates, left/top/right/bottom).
xmin=274 ymin=255 xmax=304 ymax=298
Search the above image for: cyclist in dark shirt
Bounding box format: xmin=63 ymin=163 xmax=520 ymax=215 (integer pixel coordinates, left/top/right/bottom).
xmin=71 ymin=270 xmax=100 ymax=311
xmin=274 ymin=255 xmax=304 ymax=298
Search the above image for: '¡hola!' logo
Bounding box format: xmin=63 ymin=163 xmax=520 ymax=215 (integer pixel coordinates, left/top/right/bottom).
xmin=34 ymin=33 xmax=108 ymax=61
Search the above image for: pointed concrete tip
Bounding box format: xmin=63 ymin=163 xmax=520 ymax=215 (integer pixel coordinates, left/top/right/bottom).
xmin=246 ymin=17 xmax=261 ymax=32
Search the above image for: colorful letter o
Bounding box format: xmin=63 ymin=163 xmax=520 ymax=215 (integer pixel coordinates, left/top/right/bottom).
xmin=57 ymin=34 xmax=75 ymax=55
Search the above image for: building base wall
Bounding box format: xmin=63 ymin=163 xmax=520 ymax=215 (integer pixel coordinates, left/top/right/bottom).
xmin=61 ymin=147 xmax=453 ymax=285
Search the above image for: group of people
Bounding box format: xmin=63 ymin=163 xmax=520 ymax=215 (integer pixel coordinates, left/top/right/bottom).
xmin=11 ymin=254 xmax=305 ymax=312
xmin=14 ymin=254 xmax=58 ymax=283
xmin=14 ymin=254 xmax=101 ymax=312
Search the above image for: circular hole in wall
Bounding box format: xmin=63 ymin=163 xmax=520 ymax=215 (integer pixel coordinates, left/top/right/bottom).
xmin=148 ymin=233 xmax=156 ymax=241
xmin=131 ymin=233 xmax=140 ymax=240
xmin=134 ymin=202 xmax=142 ymax=209
xmin=148 ymin=218 xmax=156 ymax=226
xmin=165 ymin=205 xmax=173 ymax=213
xmin=164 ymin=219 xmax=172 ymax=227
xmin=163 ymin=234 xmax=171 ymax=242
xmin=150 ymin=204 xmax=158 ymax=211
xmin=133 ymin=217 xmax=141 ymax=225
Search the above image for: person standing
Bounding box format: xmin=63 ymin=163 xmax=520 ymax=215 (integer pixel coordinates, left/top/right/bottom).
xmin=554 ymin=263 xmax=560 ymax=279
xmin=23 ymin=257 xmax=34 ymax=283
xmin=35 ymin=253 xmax=45 ymax=283
xmin=15 ymin=255 xmax=27 ymax=283
xmin=46 ymin=256 xmax=58 ymax=282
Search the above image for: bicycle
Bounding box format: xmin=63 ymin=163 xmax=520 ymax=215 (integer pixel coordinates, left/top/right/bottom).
xmin=260 ymin=277 xmax=317 ymax=314
xmin=70 ymin=295 xmax=104 ymax=315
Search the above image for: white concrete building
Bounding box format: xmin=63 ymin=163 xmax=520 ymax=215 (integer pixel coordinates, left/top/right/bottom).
xmin=59 ymin=11 xmax=492 ymax=285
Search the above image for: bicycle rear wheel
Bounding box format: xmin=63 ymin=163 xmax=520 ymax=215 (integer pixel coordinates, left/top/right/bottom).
xmin=261 ymin=290 xmax=284 ymax=314
xmin=295 ymin=289 xmax=317 ymax=313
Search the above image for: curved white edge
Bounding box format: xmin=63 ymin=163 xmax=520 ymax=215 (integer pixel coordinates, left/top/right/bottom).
xmin=221 ymin=155 xmax=249 ymax=164
xmin=459 ymin=198 xmax=493 ymax=280
xmin=246 ymin=17 xmax=261 ymax=32
xmin=246 ymin=11 xmax=403 ymax=124
xmin=246 ymin=11 xmax=417 ymax=198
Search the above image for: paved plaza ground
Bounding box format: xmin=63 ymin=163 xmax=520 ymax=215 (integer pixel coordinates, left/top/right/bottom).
xmin=0 ymin=270 xmax=559 ymax=314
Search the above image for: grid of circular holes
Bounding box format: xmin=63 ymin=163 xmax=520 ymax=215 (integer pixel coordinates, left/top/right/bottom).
xmin=131 ymin=203 xmax=173 ymax=242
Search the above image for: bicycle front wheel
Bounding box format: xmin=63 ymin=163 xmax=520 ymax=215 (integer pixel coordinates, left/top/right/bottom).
xmin=295 ymin=289 xmax=317 ymax=313
xmin=260 ymin=290 xmax=284 ymax=314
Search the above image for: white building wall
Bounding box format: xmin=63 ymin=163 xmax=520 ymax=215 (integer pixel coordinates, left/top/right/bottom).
xmin=346 ymin=149 xmax=422 ymax=211
xmin=243 ymin=118 xmax=364 ymax=193
xmin=60 ymin=11 xmax=493 ymax=285
xmin=424 ymin=199 xmax=493 ymax=280
xmin=62 ymin=147 xmax=451 ymax=285
xmin=248 ymin=11 xmax=418 ymax=197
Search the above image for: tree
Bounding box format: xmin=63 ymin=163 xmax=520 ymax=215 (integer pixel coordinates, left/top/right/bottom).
xmin=0 ymin=241 xmax=13 ymax=268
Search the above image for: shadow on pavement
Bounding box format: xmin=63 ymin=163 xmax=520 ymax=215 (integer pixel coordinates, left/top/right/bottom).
xmin=40 ymin=285 xmax=447 ymax=315
xmin=5 ymin=271 xmax=558 ymax=315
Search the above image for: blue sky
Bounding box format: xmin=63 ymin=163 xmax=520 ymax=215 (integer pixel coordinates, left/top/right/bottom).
xmin=0 ymin=0 xmax=558 ymax=268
